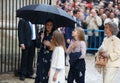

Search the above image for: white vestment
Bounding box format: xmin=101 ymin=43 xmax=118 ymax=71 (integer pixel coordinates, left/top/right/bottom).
xmin=48 ymin=46 xmax=65 ymax=83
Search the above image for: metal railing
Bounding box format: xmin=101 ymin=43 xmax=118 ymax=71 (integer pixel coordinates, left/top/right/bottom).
xmin=84 ymin=29 xmax=105 ymax=51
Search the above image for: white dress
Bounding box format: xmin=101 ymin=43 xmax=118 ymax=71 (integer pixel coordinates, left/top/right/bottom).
xmin=48 ymin=46 xmax=65 ymax=83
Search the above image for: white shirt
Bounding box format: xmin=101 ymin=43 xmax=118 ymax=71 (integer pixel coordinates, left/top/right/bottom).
xmin=67 ymin=40 xmax=86 ymax=59
xmin=29 ymin=22 xmax=36 ymax=40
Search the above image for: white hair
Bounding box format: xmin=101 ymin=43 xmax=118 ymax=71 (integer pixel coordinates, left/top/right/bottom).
xmin=105 ymin=22 xmax=119 ymax=35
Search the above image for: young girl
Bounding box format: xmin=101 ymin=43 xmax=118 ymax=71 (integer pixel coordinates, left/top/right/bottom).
xmin=67 ymin=27 xmax=86 ymax=83
xmin=48 ymin=30 xmax=66 ymax=83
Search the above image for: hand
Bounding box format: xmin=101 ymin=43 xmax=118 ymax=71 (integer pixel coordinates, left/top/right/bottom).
xmin=20 ymin=44 xmax=25 ymax=50
xmin=90 ymin=14 xmax=93 ymax=17
xmin=43 ymin=40 xmax=51 ymax=47
xmin=71 ymin=41 xmax=78 ymax=49
xmin=68 ymin=41 xmax=79 ymax=53
xmin=40 ymin=33 xmax=44 ymax=42
xmin=67 ymin=39 xmax=70 ymax=44
xmin=94 ymin=19 xmax=97 ymax=24
xmin=48 ymin=70 xmax=50 ymax=77
xmin=53 ymin=73 xmax=57 ymax=81
xmin=100 ymin=52 xmax=108 ymax=58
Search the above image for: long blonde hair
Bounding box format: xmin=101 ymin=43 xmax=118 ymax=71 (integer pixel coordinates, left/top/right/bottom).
xmin=75 ymin=27 xmax=85 ymax=41
xmin=50 ymin=30 xmax=66 ymax=51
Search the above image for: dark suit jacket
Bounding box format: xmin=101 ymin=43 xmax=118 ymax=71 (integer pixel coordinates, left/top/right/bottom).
xmin=18 ymin=19 xmax=38 ymax=48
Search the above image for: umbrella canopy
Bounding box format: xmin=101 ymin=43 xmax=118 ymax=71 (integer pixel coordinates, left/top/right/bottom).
xmin=16 ymin=4 xmax=75 ymax=27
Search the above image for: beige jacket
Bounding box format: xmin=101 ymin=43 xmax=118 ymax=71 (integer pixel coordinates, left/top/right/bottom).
xmin=86 ymin=16 xmax=102 ymax=36
xmin=100 ymin=35 xmax=120 ymax=67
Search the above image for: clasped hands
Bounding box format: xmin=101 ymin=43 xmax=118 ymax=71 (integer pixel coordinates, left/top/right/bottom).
xmin=99 ymin=51 xmax=108 ymax=58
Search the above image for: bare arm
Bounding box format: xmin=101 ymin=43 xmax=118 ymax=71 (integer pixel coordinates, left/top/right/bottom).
xmin=53 ymin=69 xmax=60 ymax=81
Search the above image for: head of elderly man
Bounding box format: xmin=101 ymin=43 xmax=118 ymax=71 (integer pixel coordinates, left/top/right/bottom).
xmin=104 ymin=22 xmax=119 ymax=37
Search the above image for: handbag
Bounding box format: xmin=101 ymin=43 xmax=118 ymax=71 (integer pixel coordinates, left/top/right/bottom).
xmin=95 ymin=55 xmax=108 ymax=66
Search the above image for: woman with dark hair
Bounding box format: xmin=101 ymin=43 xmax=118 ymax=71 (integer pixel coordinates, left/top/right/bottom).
xmin=35 ymin=19 xmax=55 ymax=83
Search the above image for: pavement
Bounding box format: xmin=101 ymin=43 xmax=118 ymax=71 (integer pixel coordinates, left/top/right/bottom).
xmin=0 ymin=54 xmax=120 ymax=83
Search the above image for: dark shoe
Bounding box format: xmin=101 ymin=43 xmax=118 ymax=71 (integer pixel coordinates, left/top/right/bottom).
xmin=19 ymin=75 xmax=25 ymax=81
xmin=14 ymin=70 xmax=21 ymax=77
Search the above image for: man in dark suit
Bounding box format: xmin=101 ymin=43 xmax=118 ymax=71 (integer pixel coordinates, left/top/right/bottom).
xmin=18 ymin=18 xmax=38 ymax=81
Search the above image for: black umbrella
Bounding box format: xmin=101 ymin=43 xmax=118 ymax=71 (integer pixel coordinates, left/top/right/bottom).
xmin=16 ymin=4 xmax=75 ymax=27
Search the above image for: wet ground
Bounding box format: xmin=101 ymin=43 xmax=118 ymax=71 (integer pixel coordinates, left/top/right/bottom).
xmin=0 ymin=54 xmax=120 ymax=83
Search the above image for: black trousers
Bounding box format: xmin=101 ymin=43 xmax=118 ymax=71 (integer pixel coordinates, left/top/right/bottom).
xmin=68 ymin=59 xmax=86 ymax=83
xmin=20 ymin=40 xmax=35 ymax=76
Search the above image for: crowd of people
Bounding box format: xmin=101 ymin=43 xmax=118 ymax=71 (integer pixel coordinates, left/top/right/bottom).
xmin=57 ymin=0 xmax=120 ymax=51
xmin=16 ymin=0 xmax=120 ymax=83
xmin=56 ymin=0 xmax=120 ymax=28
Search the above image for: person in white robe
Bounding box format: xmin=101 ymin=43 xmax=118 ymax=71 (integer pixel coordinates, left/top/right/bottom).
xmin=48 ymin=30 xmax=66 ymax=83
xmin=97 ymin=22 xmax=120 ymax=83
